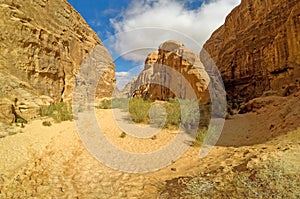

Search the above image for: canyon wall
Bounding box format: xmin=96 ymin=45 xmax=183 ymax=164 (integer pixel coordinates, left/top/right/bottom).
xmin=201 ymin=0 xmax=300 ymax=108
xmin=0 ymin=0 xmax=115 ymax=122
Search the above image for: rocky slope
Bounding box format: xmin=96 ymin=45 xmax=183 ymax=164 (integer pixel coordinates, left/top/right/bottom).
xmin=0 ymin=0 xmax=115 ymax=123
xmin=200 ymin=0 xmax=300 ymax=108
xmin=131 ymin=40 xmax=210 ymax=102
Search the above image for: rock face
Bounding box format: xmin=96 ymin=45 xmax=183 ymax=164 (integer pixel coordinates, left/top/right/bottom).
xmin=201 ymin=0 xmax=300 ymax=108
xmin=114 ymin=77 xmax=137 ymax=98
xmin=131 ymin=40 xmax=210 ymax=102
xmin=0 ymin=0 xmax=115 ymax=122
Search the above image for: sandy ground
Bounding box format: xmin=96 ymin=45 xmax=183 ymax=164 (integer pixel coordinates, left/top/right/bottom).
xmin=0 ymin=109 xmax=199 ymax=198
xmin=0 ymin=97 xmax=299 ymax=198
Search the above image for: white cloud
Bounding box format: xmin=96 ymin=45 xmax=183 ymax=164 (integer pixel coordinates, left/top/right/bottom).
xmin=116 ymin=71 xmax=130 ymax=78
xmin=115 ymin=65 xmax=144 ymax=89
xmin=115 ymin=71 xmax=131 ymax=89
xmin=109 ymin=0 xmax=241 ymax=63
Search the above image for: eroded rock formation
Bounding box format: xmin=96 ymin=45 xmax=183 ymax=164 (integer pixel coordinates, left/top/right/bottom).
xmin=0 ymin=0 xmax=115 ymax=123
xmin=201 ymin=0 xmax=300 ymax=108
xmin=131 ymin=40 xmax=210 ymax=102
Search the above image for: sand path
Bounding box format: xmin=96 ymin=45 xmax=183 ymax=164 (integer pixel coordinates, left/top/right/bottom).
xmin=0 ymin=108 xmax=299 ymax=198
xmin=0 ymin=109 xmax=199 ymax=198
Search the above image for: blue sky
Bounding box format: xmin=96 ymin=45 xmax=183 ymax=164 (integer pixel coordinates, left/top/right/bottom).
xmin=67 ymin=0 xmax=240 ymax=88
xmin=67 ymin=0 xmax=130 ymax=40
xmin=68 ymin=0 xmax=205 ymax=41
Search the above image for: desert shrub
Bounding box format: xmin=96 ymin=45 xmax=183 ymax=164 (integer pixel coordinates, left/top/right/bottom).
xmin=96 ymin=98 xmax=129 ymax=110
xmin=163 ymin=98 xmax=181 ymax=128
xmin=180 ymin=99 xmax=200 ymax=129
xmin=180 ymin=176 xmax=215 ymax=197
xmin=192 ymin=129 xmax=208 ymax=147
xmin=180 ymin=158 xmax=300 ymax=198
xmin=119 ymin=132 xmax=126 ymax=138
xmin=97 ymin=99 xmax=112 ymax=109
xmin=127 ymin=98 xmax=203 ymax=129
xmin=201 ymin=126 xmax=220 ymax=146
xmin=128 ymin=98 xmax=183 ymax=126
xmin=112 ymin=98 xmax=129 ymax=110
xmin=228 ymin=158 xmax=300 ymax=198
xmin=108 ymin=97 xmax=204 ymax=130
xmin=42 ymin=121 xmax=52 ymax=127
xmin=129 ymin=98 xmax=151 ymax=123
xmin=39 ymin=102 xmax=72 ymax=122
xmin=147 ymin=103 xmax=167 ymax=128
xmin=164 ymin=98 xmax=202 ymax=129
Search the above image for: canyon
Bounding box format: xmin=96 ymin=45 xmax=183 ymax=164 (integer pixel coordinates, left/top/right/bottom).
xmin=0 ymin=0 xmax=299 ymax=198
xmin=0 ymin=0 xmax=115 ymax=124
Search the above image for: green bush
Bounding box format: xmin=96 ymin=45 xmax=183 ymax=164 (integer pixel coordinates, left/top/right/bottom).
xmin=39 ymin=102 xmax=72 ymax=122
xmin=97 ymin=99 xmax=112 ymax=109
xmin=164 ymin=98 xmax=201 ymax=129
xmin=112 ymin=98 xmax=129 ymax=110
xmin=129 ymin=98 xmax=151 ymax=123
xmin=97 ymin=97 xmax=203 ymax=130
xmin=96 ymin=98 xmax=129 ymax=110
xmin=180 ymin=99 xmax=200 ymax=129
xmin=126 ymin=97 xmax=202 ymax=129
xmin=192 ymin=129 xmax=208 ymax=147
xmin=164 ymin=98 xmax=181 ymax=128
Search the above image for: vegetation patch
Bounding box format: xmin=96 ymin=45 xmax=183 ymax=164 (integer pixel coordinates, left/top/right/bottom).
xmin=119 ymin=132 xmax=126 ymax=138
xmin=39 ymin=102 xmax=73 ymax=122
xmin=192 ymin=129 xmax=208 ymax=147
xmin=96 ymin=97 xmax=209 ymax=146
xmin=161 ymin=157 xmax=300 ymax=198
xmin=42 ymin=121 xmax=52 ymax=127
xmin=97 ymin=99 xmax=112 ymax=109
xmin=163 ymin=98 xmax=181 ymax=129
xmin=127 ymin=98 xmax=182 ymax=128
xmin=129 ymin=98 xmax=152 ymax=123
xmin=96 ymin=98 xmax=128 ymax=110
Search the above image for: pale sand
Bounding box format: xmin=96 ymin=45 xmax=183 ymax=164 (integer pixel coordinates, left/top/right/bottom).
xmin=0 ymin=119 xmax=74 ymax=176
xmin=96 ymin=109 xmax=177 ymax=153
xmin=0 ymin=108 xmax=299 ymax=198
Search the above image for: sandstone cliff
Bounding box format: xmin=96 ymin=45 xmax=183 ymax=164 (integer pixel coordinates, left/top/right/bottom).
xmin=114 ymin=77 xmax=137 ymax=98
xmin=131 ymin=40 xmax=210 ymax=102
xmin=0 ymin=0 xmax=115 ymax=122
xmin=200 ymin=0 xmax=300 ymax=108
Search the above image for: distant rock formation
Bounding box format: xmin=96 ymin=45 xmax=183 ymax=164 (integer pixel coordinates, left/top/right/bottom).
xmin=201 ymin=0 xmax=300 ymax=108
xmin=0 ymin=0 xmax=115 ymax=123
xmin=131 ymin=40 xmax=210 ymax=102
xmin=114 ymin=77 xmax=137 ymax=98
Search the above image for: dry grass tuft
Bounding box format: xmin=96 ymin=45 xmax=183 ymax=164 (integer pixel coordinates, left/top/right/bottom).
xmin=179 ymin=157 xmax=300 ymax=198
